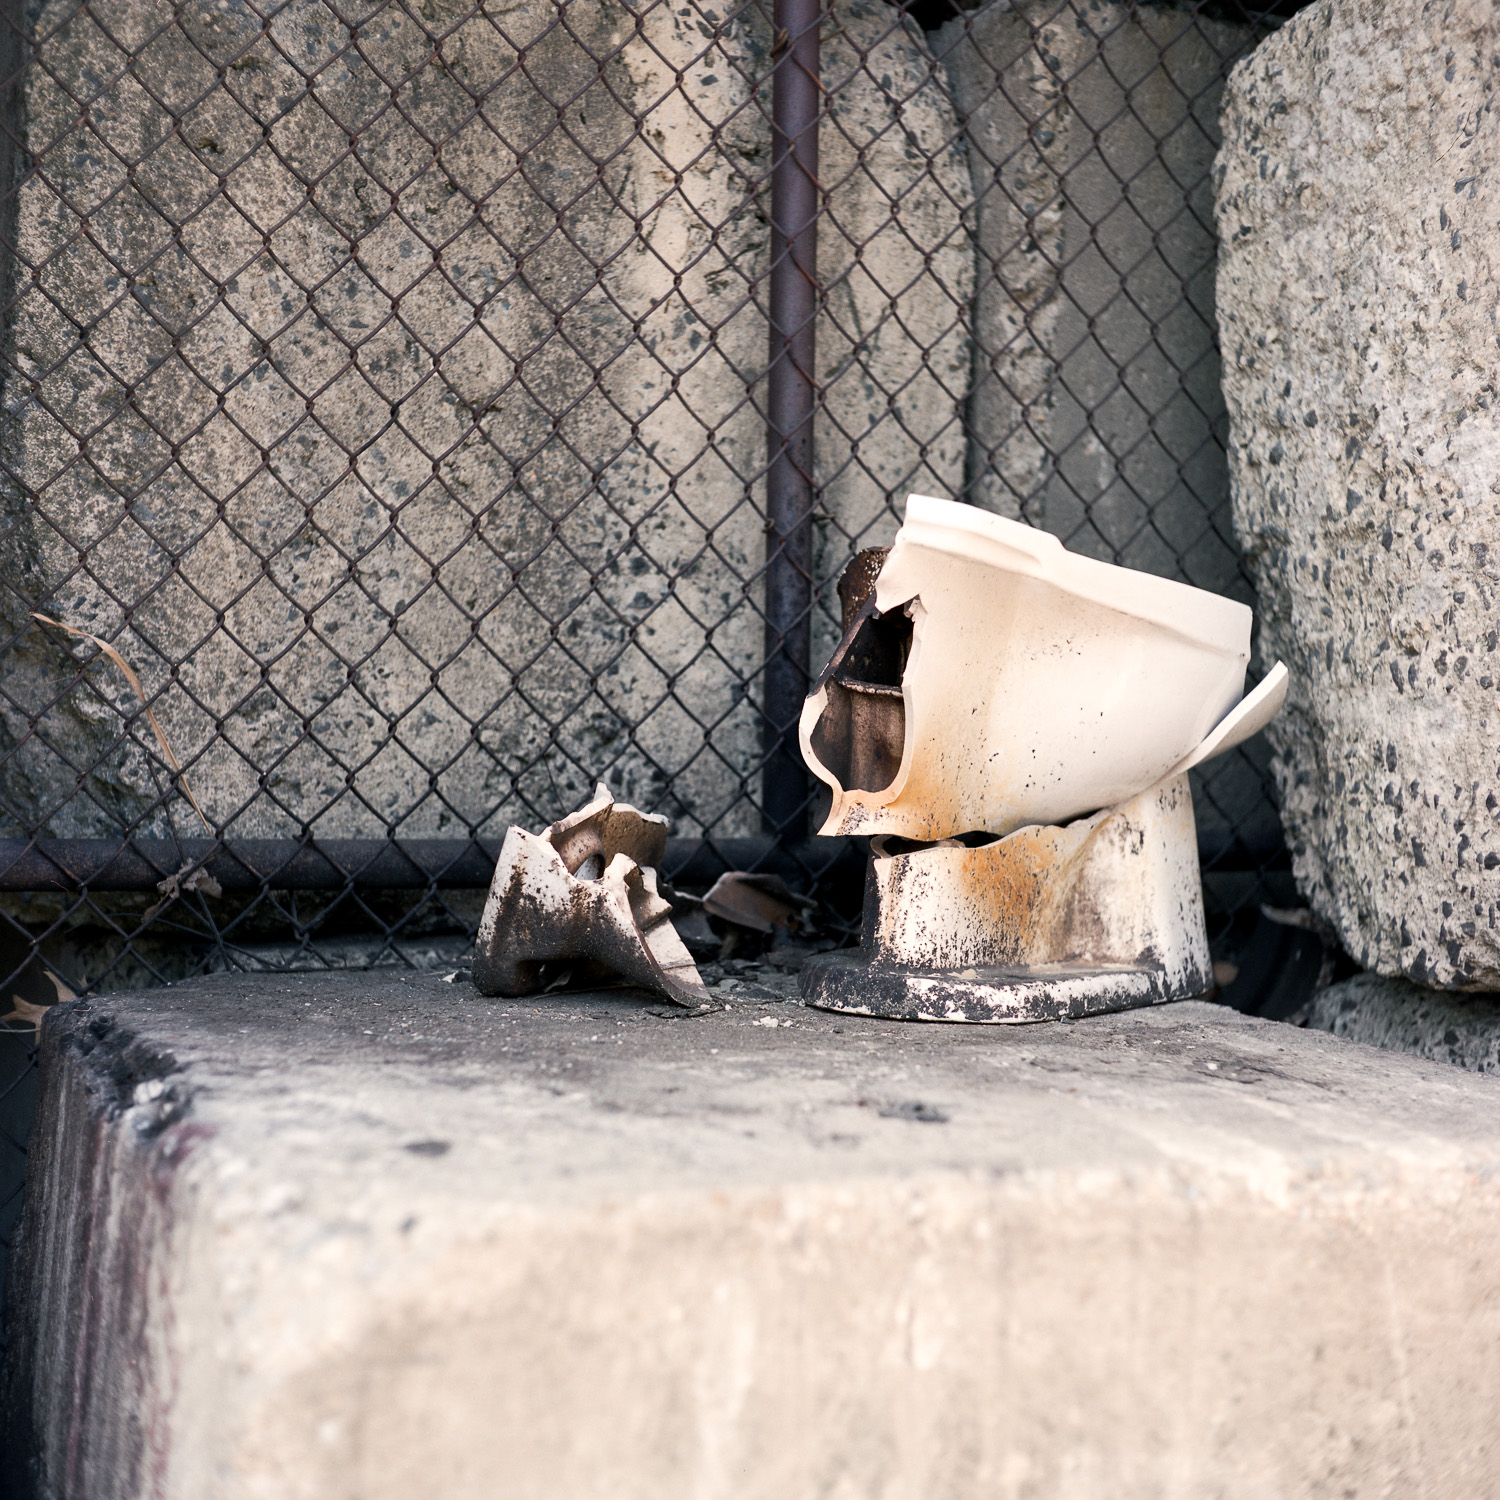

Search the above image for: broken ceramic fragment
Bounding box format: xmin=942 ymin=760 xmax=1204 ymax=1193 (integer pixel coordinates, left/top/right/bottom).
xmin=801 ymin=495 xmax=1288 ymax=841
xmin=701 ymin=872 xmax=818 ymax=936
xmin=799 ymin=496 xmax=1289 ymax=1024
xmin=472 ymin=784 xmax=710 ymax=1009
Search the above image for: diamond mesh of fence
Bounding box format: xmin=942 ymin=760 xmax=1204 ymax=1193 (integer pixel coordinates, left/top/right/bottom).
xmin=0 ymin=0 xmax=1307 ymax=1327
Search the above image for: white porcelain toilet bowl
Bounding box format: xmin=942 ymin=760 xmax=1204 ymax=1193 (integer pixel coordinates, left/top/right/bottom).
xmin=801 ymin=495 xmax=1287 ymax=842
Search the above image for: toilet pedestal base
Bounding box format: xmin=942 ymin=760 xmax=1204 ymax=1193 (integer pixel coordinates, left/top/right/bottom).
xmin=801 ymin=950 xmax=1193 ymax=1024
xmin=800 ymin=775 xmax=1212 ymax=1024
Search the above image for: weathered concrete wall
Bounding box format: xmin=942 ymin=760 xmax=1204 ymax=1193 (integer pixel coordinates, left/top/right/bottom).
xmin=811 ymin=14 xmax=975 ymax=670
xmin=0 ymin=0 xmax=969 ymax=842
xmin=936 ymin=0 xmax=1274 ymax=863
xmin=938 ymin=0 xmax=1255 ymax=589
xmin=10 ymin=975 xmax=1500 ymax=1499
xmin=1217 ymin=0 xmax=1500 ymax=988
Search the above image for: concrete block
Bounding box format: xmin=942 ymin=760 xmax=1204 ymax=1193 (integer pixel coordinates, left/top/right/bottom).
xmin=1216 ymin=0 xmax=1500 ymax=986
xmin=8 ymin=973 xmax=1500 ymax=1498
xmin=1310 ymin=971 xmax=1500 ymax=1074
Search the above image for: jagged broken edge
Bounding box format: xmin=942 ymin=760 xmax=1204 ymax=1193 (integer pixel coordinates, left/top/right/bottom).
xmin=472 ymin=783 xmax=713 ymax=1010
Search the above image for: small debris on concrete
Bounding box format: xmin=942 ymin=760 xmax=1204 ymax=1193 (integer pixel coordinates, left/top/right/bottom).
xmin=472 ymin=783 xmax=711 ymax=1011
xmin=765 ymin=944 xmax=822 ymax=972
xmin=873 ymin=1099 xmax=950 ymax=1124
xmin=701 ymin=872 xmax=818 ymax=936
xmin=698 ymin=957 xmax=804 ymax=1002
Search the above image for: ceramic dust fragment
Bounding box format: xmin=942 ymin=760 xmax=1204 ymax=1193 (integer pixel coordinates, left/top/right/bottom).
xmin=473 ymin=784 xmax=710 ymax=1010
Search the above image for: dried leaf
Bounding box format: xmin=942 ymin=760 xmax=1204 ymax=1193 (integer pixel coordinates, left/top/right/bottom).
xmin=1 ymin=996 xmax=51 ymax=1031
xmin=32 ymin=613 xmax=210 ymax=833
xmin=145 ymin=864 xmax=224 ymax=917
xmin=158 ymin=868 xmax=222 ymax=902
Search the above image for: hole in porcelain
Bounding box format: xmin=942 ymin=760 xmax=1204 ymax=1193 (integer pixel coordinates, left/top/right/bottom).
xmin=809 ymin=605 xmax=913 ymax=794
xmin=870 ymin=830 xmax=1003 ymax=857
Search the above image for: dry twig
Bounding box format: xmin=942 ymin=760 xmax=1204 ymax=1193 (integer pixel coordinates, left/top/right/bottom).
xmin=32 ymin=612 xmax=211 ymax=834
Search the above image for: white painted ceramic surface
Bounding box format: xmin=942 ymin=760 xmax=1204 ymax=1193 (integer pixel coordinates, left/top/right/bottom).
xmin=803 ymin=495 xmax=1287 ymax=840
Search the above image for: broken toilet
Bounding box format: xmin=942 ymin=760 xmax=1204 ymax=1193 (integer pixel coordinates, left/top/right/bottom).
xmin=799 ymin=495 xmax=1289 ymax=1022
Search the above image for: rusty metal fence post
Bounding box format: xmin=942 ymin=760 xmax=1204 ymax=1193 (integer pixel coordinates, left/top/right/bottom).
xmin=761 ymin=0 xmax=821 ymax=838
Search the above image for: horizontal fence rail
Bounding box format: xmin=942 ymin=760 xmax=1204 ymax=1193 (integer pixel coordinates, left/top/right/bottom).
xmin=0 ymin=830 xmax=1283 ymax=893
xmin=0 ymin=835 xmax=872 ymax=892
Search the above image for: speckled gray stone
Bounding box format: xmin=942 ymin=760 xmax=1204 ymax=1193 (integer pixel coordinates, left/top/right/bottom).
xmin=0 ymin=0 xmax=970 ymax=842
xmin=1309 ymin=971 xmax=1500 ymax=1074
xmin=1216 ymin=0 xmax=1500 ymax=988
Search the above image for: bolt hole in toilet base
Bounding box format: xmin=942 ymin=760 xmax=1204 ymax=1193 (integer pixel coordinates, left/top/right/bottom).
xmin=798 ymin=498 xmax=1289 ymax=1025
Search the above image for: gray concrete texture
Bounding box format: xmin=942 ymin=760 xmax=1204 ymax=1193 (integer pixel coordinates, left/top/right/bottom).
xmin=9 ymin=975 xmax=1500 ymax=1498
xmin=1216 ymin=0 xmax=1500 ymax=987
xmin=937 ymin=0 xmax=1256 ymax=589
xmin=1310 ymin=970 xmax=1500 ymax=1074
xmin=0 ymin=0 xmax=970 ymax=843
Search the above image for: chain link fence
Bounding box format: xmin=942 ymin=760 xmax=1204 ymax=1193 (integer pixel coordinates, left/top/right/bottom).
xmin=0 ymin=0 xmax=1307 ymax=1326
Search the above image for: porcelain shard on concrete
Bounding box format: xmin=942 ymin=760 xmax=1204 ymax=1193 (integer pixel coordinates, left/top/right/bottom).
xmin=1217 ymin=0 xmax=1500 ymax=988
xmin=471 ymin=782 xmax=708 ymax=1007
